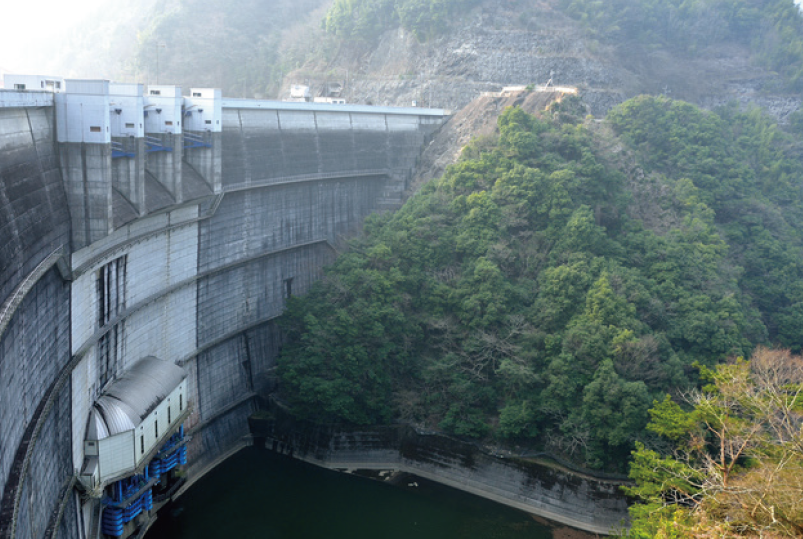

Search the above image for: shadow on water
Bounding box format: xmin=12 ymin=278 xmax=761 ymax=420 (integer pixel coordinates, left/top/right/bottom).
xmin=146 ymin=446 xmax=555 ymax=539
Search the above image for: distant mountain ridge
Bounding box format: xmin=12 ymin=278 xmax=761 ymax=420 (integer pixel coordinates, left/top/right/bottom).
xmin=293 ymin=0 xmax=803 ymax=120
xmin=27 ymin=0 xmax=803 ymax=124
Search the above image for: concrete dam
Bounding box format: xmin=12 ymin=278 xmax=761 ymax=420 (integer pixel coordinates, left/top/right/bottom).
xmin=0 ymin=76 xmax=628 ymax=539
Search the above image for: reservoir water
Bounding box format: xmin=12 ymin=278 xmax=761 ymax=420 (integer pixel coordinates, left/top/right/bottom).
xmin=146 ymin=446 xmax=564 ymax=539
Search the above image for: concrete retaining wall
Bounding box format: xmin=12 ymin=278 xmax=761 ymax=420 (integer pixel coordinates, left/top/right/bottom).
xmin=252 ymin=419 xmax=630 ymax=535
xmin=186 ymin=105 xmax=444 ymax=480
xmin=220 ymin=108 xmax=441 ymax=204
xmin=0 ymin=269 xmax=74 ymax=539
xmin=14 ymin=384 xmax=73 ymax=539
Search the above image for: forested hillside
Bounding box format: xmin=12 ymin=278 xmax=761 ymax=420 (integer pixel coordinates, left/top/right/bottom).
xmin=38 ymin=0 xmax=803 ymax=114
xmin=132 ymin=0 xmax=329 ymax=96
xmin=323 ymin=0 xmax=481 ymax=40
xmin=320 ymin=0 xmax=803 ymax=90
xmin=559 ymin=0 xmax=803 ymax=91
xmin=34 ymin=0 xmax=332 ymax=96
xmin=277 ymin=95 xmax=803 ymax=471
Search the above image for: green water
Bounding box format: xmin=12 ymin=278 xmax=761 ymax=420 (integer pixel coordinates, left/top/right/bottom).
xmin=146 ymin=447 xmax=555 ymax=539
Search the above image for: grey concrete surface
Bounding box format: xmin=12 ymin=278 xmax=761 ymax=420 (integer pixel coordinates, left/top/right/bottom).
xmin=0 ymin=269 xmax=71 ymax=528
xmin=0 ymin=99 xmax=452 ymax=539
xmin=0 ymin=108 xmax=70 ymax=304
xmin=255 ymin=423 xmax=630 ymax=535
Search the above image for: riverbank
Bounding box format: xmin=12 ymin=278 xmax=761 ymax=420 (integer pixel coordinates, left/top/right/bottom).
xmin=391 ymin=473 xmax=604 ymax=539
xmin=248 ymin=414 xmax=630 ymax=535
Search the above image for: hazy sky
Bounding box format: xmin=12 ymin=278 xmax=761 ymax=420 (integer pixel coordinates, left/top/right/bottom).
xmin=0 ymin=0 xmax=107 ymax=72
xmin=2 ymin=0 xmax=803 ymax=76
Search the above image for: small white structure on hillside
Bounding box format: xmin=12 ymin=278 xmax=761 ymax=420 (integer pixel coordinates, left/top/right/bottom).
xmin=313 ymin=97 xmax=346 ymax=104
xmin=286 ymin=84 xmax=311 ymax=102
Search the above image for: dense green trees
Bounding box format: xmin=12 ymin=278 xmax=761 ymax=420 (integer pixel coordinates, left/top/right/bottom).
xmin=621 ymin=348 xmax=803 ymax=537
xmin=277 ymin=96 xmax=803 ymax=471
xmin=609 ymin=96 xmax=803 ymax=350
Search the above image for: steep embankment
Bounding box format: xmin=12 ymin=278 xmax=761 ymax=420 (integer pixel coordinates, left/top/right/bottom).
xmin=409 ymin=88 xmax=566 ymax=192
xmin=284 ymin=2 xmax=623 ymax=111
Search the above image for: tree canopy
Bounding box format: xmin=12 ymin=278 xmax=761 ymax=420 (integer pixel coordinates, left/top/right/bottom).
xmin=277 ymin=96 xmax=803 ymax=471
xmin=621 ymin=347 xmax=803 ymax=538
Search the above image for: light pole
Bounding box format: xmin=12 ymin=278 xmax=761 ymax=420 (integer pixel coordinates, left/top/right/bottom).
xmin=244 ymin=57 xmax=248 ymax=98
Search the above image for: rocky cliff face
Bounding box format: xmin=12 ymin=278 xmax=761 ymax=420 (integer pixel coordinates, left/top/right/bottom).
xmin=288 ymin=0 xmax=800 ymax=122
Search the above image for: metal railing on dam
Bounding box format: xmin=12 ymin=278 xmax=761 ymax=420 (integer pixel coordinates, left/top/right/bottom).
xmin=219 ymin=97 xmax=449 ymax=117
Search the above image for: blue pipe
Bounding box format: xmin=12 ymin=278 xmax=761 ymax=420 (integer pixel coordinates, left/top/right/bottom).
xmin=102 ymin=507 xmax=124 ymax=536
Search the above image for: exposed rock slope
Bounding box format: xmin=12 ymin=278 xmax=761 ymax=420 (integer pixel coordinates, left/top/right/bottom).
xmin=288 ymin=0 xmax=800 ymax=121
xmin=409 ymin=88 xmax=564 ymax=193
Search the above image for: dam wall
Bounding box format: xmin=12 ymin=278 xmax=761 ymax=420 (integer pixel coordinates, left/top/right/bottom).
xmin=0 ymin=81 xmax=446 ymax=539
xmin=0 ymin=99 xmax=70 ymax=301
xmin=0 ymin=97 xmax=74 ymax=539
xmin=184 ymin=102 xmax=443 ymax=478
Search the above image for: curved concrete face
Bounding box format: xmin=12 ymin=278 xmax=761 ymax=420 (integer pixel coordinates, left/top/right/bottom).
xmin=0 ymin=106 xmax=70 ymax=304
xmin=0 ymin=86 xmax=448 ymax=539
xmin=0 ymin=99 xmax=74 ymax=539
xmin=219 ymin=106 xmax=443 ymax=209
xmin=0 ymin=268 xmax=72 ymax=538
